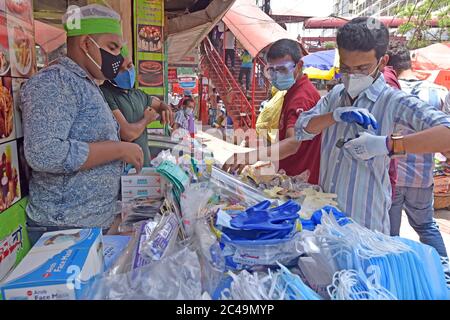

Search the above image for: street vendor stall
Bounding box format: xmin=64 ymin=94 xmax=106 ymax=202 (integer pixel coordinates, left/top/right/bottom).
xmin=1 ymin=129 xmax=449 ymax=300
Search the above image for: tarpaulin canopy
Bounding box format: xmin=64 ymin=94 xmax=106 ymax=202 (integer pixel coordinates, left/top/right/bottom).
xmin=411 ymin=42 xmax=450 ymax=90
xmin=304 ymin=16 xmax=442 ymax=29
xmin=167 ymin=0 xmax=235 ymax=64
xmin=411 ymin=42 xmax=450 ymax=71
xmin=222 ymin=0 xmax=303 ymax=57
xmin=34 ymin=20 xmax=66 ymax=54
xmin=270 ymin=0 xmax=333 ymax=23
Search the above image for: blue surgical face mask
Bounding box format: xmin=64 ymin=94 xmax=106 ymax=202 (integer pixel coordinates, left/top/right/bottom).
xmin=113 ymin=66 xmax=136 ymax=90
xmin=271 ymin=71 xmax=296 ymax=91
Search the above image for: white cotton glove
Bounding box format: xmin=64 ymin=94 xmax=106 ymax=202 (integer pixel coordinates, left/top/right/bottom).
xmin=343 ymin=132 xmax=389 ymax=160
xmin=333 ymin=107 xmax=379 ymax=130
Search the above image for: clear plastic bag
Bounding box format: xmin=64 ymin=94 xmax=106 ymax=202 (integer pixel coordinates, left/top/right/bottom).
xmin=82 ymin=247 xmax=203 ymax=300
xmin=140 ymin=212 xmax=180 ymax=261
xmin=220 ymin=233 xmax=303 ymax=271
xmin=181 ymin=183 xmax=215 ymax=238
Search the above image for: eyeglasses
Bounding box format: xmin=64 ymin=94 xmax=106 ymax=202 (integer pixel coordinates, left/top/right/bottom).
xmin=264 ymin=62 xmax=296 ymax=80
xmin=340 ymin=59 xmax=381 ymax=76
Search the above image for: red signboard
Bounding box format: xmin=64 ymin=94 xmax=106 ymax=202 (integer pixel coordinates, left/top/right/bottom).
xmin=168 ymin=68 xmax=178 ymax=83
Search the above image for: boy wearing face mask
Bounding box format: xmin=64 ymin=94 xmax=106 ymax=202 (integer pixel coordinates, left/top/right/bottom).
xmin=173 ymin=98 xmax=197 ymax=137
xmin=223 ymin=39 xmax=322 ymax=184
xmin=20 ymin=5 xmax=171 ymax=242
xmin=295 ymin=17 xmax=450 ymax=235
xmin=100 ymin=49 xmax=173 ymax=167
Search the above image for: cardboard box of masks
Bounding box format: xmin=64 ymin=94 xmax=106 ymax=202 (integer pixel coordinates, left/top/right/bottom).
xmin=0 ymin=228 xmax=103 ymax=300
xmin=121 ymin=168 xmax=166 ymax=203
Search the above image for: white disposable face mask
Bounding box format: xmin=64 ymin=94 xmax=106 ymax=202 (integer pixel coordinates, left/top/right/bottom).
xmin=342 ymin=60 xmax=381 ymax=99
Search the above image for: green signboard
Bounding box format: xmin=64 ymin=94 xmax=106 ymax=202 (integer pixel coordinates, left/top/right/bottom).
xmin=134 ymin=0 xmax=166 ymax=99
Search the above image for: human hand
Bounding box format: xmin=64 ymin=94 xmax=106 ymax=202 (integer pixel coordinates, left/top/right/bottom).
xmin=120 ymin=142 xmax=144 ymax=173
xmin=144 ymin=107 xmax=159 ymax=124
xmin=343 ymin=132 xmax=388 ymax=160
xmin=151 ymin=101 xmax=174 ymax=125
xmin=222 ymin=152 xmax=256 ymax=175
xmin=333 ymin=107 xmax=378 ymax=130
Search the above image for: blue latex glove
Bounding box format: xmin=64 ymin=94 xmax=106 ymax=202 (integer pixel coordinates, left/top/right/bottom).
xmin=333 ymin=107 xmax=379 ymax=130
xmin=344 ymin=132 xmax=389 ymax=160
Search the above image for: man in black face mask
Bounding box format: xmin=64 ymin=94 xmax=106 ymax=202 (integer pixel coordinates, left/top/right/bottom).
xmin=20 ymin=5 xmax=171 ymax=243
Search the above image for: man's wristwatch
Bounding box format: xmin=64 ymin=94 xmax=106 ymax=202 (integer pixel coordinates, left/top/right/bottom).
xmin=389 ymin=135 xmax=406 ymax=158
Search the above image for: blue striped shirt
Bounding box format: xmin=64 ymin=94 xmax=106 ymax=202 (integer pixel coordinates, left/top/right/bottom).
xmin=295 ymin=75 xmax=450 ymax=234
xmin=396 ymin=79 xmax=448 ymax=188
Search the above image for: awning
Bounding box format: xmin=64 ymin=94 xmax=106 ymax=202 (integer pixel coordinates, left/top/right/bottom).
xmin=270 ymin=0 xmax=333 ymax=23
xmin=411 ymin=42 xmax=450 ymax=90
xmin=222 ymin=0 xmax=304 ymax=57
xmin=304 ymin=17 xmax=443 ymax=29
xmin=34 ymin=20 xmax=66 ymax=54
xmin=411 ymin=42 xmax=450 ymax=71
xmin=167 ymin=0 xmax=236 ymax=64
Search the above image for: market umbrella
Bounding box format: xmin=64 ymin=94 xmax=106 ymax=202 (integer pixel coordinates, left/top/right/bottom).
xmin=303 ymin=49 xmax=336 ymax=71
xmin=302 ymin=49 xmax=340 ymax=81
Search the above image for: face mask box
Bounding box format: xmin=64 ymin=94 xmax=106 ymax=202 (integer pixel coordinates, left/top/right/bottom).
xmin=0 ymin=228 xmax=104 ymax=300
xmin=121 ymin=168 xmax=165 ymax=204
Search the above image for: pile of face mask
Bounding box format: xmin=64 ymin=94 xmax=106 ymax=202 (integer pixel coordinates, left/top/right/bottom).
xmin=156 ymin=160 xmax=190 ymax=204
xmin=327 ymin=269 xmax=398 ymax=300
xmin=219 ymin=263 xmax=322 ymax=300
xmin=304 ymin=213 xmax=449 ymax=300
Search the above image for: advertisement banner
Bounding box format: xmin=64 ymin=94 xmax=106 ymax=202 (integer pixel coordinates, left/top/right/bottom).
xmin=134 ymin=0 xmax=165 ymax=98
xmin=168 ymin=67 xmax=177 ymax=83
xmin=0 ymin=198 xmax=30 ymax=299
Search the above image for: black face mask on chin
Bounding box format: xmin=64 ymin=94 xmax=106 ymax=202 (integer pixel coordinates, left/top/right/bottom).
xmin=86 ymin=37 xmax=124 ymax=80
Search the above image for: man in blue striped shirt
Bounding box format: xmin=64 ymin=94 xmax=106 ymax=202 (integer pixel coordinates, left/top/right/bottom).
xmin=386 ymin=42 xmax=448 ymax=257
xmin=295 ymin=17 xmax=450 ymax=236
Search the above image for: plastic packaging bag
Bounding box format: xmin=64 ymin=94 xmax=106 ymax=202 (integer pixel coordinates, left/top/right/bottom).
xmin=181 ymin=183 xmax=214 ymax=238
xmin=82 ymin=247 xmax=203 ymax=300
xmin=140 ymin=212 xmax=180 ymax=261
xmin=150 ymin=149 xmax=177 ymax=167
xmin=219 ymin=233 xmax=303 ymax=271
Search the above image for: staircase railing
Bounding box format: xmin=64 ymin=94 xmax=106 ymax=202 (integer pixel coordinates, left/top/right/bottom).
xmin=201 ymin=37 xmax=254 ymax=129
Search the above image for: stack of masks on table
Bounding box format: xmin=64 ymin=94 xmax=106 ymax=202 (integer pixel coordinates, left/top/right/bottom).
xmin=299 ymin=212 xmax=449 ymax=300
xmin=156 ymin=160 xmax=190 ymax=204
xmin=215 ymin=263 xmax=322 ymax=300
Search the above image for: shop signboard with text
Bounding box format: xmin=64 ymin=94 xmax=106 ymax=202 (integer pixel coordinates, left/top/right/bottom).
xmin=134 ymin=0 xmax=165 ymax=99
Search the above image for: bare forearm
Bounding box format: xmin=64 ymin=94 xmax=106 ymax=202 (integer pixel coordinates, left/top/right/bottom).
xmin=401 ymin=126 xmax=450 ymax=154
xmin=121 ymin=118 xmax=148 ymax=142
xmin=305 ymin=113 xmax=336 ymax=135
xmin=81 ymin=142 xmax=124 ymax=170
xmin=256 ymin=137 xmax=301 ymax=162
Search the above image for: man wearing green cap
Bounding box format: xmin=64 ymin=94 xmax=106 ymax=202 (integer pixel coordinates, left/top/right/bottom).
xmin=100 ymin=47 xmax=173 ymax=167
xmin=20 ymin=4 xmax=171 ymax=242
